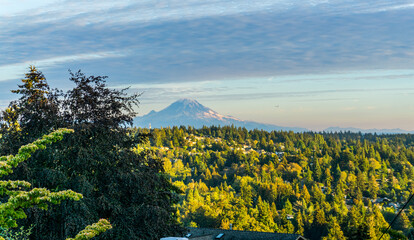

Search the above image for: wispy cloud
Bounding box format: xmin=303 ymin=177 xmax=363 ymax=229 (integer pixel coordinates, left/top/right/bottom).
xmin=0 ymin=51 xmax=127 ymax=82
xmin=356 ymin=3 xmax=414 ymax=13
xmin=124 ymin=76 xmax=414 ymax=105
xmin=0 ymin=0 xmax=57 ymax=16
xmin=7 ymin=1 xmax=414 ymax=26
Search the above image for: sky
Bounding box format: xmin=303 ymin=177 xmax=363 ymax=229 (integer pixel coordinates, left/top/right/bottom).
xmin=0 ymin=0 xmax=414 ymax=131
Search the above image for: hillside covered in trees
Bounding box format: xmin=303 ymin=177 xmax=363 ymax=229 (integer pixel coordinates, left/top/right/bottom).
xmin=2 ymin=67 xmax=414 ymax=240
xmin=142 ymin=125 xmax=414 ymax=240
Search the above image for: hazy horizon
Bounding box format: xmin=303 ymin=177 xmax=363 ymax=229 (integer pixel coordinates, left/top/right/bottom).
xmin=1 ymin=0 xmax=413 ymax=131
xmin=136 ymin=97 xmax=414 ymax=132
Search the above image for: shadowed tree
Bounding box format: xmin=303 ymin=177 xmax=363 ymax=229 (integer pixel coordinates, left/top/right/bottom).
xmin=0 ymin=66 xmax=60 ymax=154
xmin=0 ymin=68 xmax=183 ymax=240
xmin=0 ymin=129 xmax=111 ymax=240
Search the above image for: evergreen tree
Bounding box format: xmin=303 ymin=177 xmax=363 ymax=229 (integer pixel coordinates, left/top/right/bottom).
xmin=322 ymin=217 xmax=346 ymax=240
xmin=0 ymin=66 xmax=59 ymax=154
xmin=284 ymin=199 xmax=293 ymax=215
xmin=314 ymin=158 xmax=322 ymax=182
xmin=295 ymin=211 xmax=305 ymax=236
xmin=308 ymin=206 xmax=327 ymax=239
xmin=394 ymin=211 xmax=411 ymax=233
xmin=302 ymin=184 xmax=311 ymax=203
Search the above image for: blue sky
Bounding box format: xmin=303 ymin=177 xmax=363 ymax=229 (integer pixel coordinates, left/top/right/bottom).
xmin=1 ymin=0 xmax=413 ymax=130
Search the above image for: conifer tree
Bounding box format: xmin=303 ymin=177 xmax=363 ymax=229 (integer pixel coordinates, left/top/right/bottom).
xmin=295 ymin=211 xmax=305 ymax=236
xmin=0 ymin=66 xmax=59 ymax=154
xmin=322 ymin=217 xmax=345 ymax=240
xmin=395 ymin=211 xmax=411 ymax=233
xmin=302 ymin=185 xmax=311 ymax=203
xmin=314 ymin=159 xmax=322 ymax=182
xmin=284 ymin=199 xmax=293 ymax=215
xmin=308 ymin=206 xmax=327 ymax=239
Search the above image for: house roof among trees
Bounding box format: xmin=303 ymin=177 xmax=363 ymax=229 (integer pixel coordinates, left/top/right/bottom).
xmin=187 ymin=228 xmax=306 ymax=240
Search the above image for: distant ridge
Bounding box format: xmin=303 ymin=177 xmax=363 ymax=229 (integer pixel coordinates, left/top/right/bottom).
xmin=323 ymin=126 xmax=414 ymax=134
xmin=134 ymin=98 xmax=308 ymax=132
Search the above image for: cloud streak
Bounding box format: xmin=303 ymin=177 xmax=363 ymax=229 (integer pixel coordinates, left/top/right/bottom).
xmin=0 ymin=51 xmax=127 ymax=82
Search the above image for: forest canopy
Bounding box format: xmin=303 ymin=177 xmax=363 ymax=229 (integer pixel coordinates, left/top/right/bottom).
xmin=146 ymin=125 xmax=414 ymax=240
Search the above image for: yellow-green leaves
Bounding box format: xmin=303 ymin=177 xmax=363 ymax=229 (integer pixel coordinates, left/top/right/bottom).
xmin=1 ymin=105 xmax=21 ymax=133
xmin=66 ymin=219 xmax=112 ymax=240
xmin=0 ymin=129 xmax=80 ymax=228
xmin=0 ymin=188 xmax=82 ymax=228
xmin=0 ymin=128 xmax=74 ymax=177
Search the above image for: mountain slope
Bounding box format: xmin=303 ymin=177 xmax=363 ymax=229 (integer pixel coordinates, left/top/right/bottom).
xmin=134 ymin=99 xmax=308 ymax=132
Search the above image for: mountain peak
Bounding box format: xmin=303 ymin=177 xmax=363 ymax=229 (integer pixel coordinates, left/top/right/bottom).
xmin=176 ymin=98 xmax=199 ymax=104
xmin=167 ymin=98 xmax=211 ymax=114
xmin=134 ymin=99 xmax=308 ymax=132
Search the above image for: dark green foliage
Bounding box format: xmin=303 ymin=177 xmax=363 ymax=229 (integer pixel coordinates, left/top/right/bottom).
xmin=0 ymin=67 xmax=182 ymax=240
xmin=62 ymin=70 xmax=140 ymax=127
xmin=0 ymin=129 xmax=112 ymax=240
xmin=0 ymin=66 xmax=60 ymax=154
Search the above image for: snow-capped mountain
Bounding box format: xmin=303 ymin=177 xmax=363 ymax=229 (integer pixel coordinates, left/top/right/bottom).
xmin=134 ymin=99 xmax=308 ymax=132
